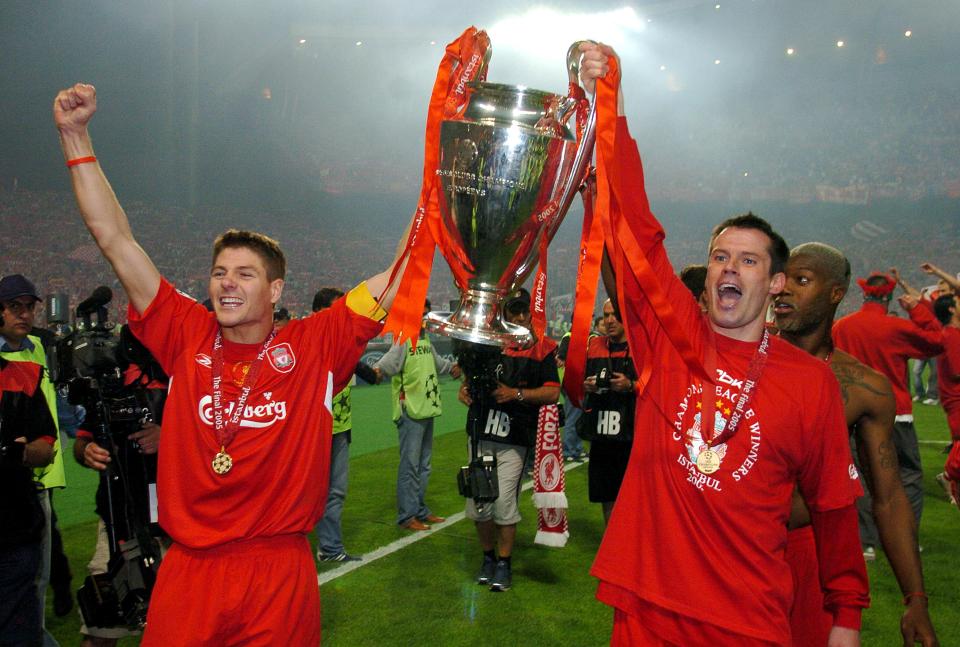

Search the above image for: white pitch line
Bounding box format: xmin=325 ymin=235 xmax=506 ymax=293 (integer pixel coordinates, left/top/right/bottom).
xmin=919 ymin=440 xmax=952 ymax=445
xmin=318 ymin=458 xmax=588 ymax=585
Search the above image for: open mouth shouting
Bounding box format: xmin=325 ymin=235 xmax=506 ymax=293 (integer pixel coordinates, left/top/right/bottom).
xmin=716 ymin=282 xmax=743 ymax=310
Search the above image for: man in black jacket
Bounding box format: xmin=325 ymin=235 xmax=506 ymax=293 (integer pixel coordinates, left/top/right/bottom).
xmin=579 ymin=298 xmax=638 ymax=524
xmin=0 ymin=358 xmax=56 ymax=646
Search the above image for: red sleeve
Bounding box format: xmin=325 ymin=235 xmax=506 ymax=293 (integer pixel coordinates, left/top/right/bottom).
xmin=796 ymin=368 xmax=862 ymax=510
xmin=298 ymin=284 xmax=384 ymax=394
xmin=811 ymin=505 xmax=870 ymax=629
xmin=76 ymin=429 xmax=94 ymax=440
xmin=902 ymin=305 xmax=945 ymax=357
xmin=941 ymin=329 xmax=960 ymax=382
xmin=127 ymin=278 xmax=216 ymax=376
xmin=610 ymin=118 xmax=709 ymax=367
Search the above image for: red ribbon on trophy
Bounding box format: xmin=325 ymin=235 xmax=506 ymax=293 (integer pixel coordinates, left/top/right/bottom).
xmin=532 ymin=404 xmax=569 ymax=547
xmin=382 ymin=27 xmax=490 ymax=345
xmin=562 ymin=54 xmax=709 ymax=409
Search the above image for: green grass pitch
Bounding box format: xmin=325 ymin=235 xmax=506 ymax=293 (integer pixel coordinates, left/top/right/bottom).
xmin=45 ymin=380 xmax=959 ymax=645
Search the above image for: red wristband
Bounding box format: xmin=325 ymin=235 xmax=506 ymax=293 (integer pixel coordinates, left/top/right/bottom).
xmin=66 ymin=155 xmax=97 ymax=167
xmin=903 ymin=592 xmax=928 ymax=606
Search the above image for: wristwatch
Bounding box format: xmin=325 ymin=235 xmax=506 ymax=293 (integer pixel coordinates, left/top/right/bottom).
xmin=516 ymin=389 xmax=524 ymax=401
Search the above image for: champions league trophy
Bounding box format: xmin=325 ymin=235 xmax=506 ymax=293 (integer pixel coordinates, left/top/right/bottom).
xmin=424 ymin=42 xmax=597 ymax=348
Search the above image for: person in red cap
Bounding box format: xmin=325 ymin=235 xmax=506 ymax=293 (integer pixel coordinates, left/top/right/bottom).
xmin=832 ymin=272 xmax=944 ymax=560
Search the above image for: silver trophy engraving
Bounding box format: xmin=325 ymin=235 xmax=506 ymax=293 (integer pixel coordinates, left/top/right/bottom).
xmin=425 ymin=41 xmax=597 ymax=347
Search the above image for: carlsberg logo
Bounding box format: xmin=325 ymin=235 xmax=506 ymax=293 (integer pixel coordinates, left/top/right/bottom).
xmin=198 ymin=395 xmax=288 ymax=428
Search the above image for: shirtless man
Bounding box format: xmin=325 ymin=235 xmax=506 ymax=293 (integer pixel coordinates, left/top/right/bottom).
xmin=774 ymin=242 xmax=938 ymax=647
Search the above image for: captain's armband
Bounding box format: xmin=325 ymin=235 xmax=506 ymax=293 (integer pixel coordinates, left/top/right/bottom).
xmin=346 ymin=282 xmax=388 ymax=322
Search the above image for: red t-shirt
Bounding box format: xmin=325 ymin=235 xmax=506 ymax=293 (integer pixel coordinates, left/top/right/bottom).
xmin=832 ymin=302 xmax=944 ymax=415
xmin=128 ymin=279 xmax=382 ymax=549
xmin=936 ymin=326 xmax=960 ymax=438
xmin=589 ymin=118 xmax=863 ymax=645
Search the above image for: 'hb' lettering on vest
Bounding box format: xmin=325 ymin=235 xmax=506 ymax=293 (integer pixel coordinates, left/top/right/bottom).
xmin=597 ymin=410 xmax=621 ymax=436
xmin=484 ymin=410 xmax=511 ymax=438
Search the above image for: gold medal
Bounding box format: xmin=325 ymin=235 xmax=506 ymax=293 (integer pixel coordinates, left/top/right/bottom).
xmin=696 ymin=449 xmax=721 ymax=474
xmin=212 ymin=448 xmax=234 ymax=475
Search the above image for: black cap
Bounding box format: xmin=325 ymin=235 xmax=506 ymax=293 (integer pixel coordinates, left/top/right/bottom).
xmin=0 ymin=274 xmax=40 ymax=303
xmin=504 ymin=287 xmax=531 ymax=312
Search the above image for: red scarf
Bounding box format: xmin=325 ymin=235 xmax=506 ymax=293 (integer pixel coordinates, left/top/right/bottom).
xmin=532 ymin=404 xmax=569 ymax=547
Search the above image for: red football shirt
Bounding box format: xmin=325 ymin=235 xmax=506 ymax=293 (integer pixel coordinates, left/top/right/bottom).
xmin=128 ymin=279 xmax=382 ymax=549
xmin=832 ymin=302 xmax=943 ymax=415
xmin=590 ymin=118 xmax=863 ymax=644
xmin=936 ymin=326 xmax=960 ymax=438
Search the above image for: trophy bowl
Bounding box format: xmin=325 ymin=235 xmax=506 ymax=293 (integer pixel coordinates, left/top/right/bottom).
xmin=425 ymin=43 xmax=596 ymax=348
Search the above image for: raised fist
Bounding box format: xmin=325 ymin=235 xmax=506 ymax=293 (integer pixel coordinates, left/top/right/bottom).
xmin=577 ymin=42 xmax=618 ymax=95
xmin=53 ymin=83 xmax=97 ymax=134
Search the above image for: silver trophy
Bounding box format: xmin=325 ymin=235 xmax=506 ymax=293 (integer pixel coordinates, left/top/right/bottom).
xmin=424 ymin=41 xmax=597 ymax=348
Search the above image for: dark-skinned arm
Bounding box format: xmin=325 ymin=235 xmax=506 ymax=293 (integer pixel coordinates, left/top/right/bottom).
xmin=855 ymin=383 xmax=939 ymax=646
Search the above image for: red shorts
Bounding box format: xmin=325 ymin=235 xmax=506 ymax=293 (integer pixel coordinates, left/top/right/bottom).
xmin=786 ymin=526 xmax=832 ymax=647
xmin=607 ymin=595 xmax=779 ymax=647
xmin=142 ymin=534 xmax=320 ymax=647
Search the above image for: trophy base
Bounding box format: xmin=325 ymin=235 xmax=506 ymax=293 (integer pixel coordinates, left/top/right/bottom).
xmin=424 ymin=290 xmax=533 ymax=349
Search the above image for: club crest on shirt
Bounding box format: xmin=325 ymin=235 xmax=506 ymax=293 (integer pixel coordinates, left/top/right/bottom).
xmin=671 ymin=375 xmax=764 ymax=492
xmin=267 ymin=343 xmax=296 ymax=373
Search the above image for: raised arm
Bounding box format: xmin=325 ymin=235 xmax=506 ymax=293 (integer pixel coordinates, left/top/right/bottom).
xmin=54 ymin=84 xmax=160 ymax=314
xmin=365 ymin=218 xmax=413 ymax=312
xmin=920 ymin=262 xmax=960 ymax=295
xmin=889 ymin=267 xmax=921 ymax=299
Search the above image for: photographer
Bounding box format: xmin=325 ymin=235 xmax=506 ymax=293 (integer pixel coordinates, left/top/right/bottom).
xmin=579 ymin=298 xmax=638 ymax=525
xmin=458 ymin=288 xmax=560 ymax=592
xmin=0 ymin=358 xmax=56 ymax=646
xmin=72 ymin=326 xmax=168 ymax=646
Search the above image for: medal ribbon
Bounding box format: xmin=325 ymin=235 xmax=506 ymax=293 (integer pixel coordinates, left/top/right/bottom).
xmin=211 ymin=329 xmax=276 ymax=452
xmin=700 ymin=328 xmax=770 ymax=448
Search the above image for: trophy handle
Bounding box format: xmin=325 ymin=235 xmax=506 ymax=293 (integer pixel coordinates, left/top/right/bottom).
xmin=545 ymin=41 xmax=598 ymax=240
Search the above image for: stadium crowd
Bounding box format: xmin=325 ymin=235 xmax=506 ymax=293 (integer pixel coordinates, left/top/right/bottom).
xmin=3 ymin=58 xmax=960 ymax=646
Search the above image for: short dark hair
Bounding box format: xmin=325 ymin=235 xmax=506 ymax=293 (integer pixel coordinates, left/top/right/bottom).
xmin=709 ymin=212 xmax=789 ymax=275
xmin=679 ymin=264 xmax=708 ymax=300
xmin=934 ymin=294 xmax=956 ymax=326
xmin=212 ymin=229 xmax=286 ymax=281
xmin=312 ymin=287 xmax=344 ymax=312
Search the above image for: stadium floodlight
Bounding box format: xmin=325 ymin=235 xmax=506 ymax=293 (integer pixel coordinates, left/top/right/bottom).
xmin=489 ymin=6 xmax=647 ymax=58
xmin=714 ymin=59 xmax=721 ymax=65
xmin=298 ymin=38 xmax=306 ymax=45
xmin=356 ymin=41 xmax=363 ymax=47
xmin=904 ymin=30 xmax=912 ymax=38
xmin=836 ymin=40 xmax=845 ymax=48
xmin=786 ymin=47 xmax=795 ymax=56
